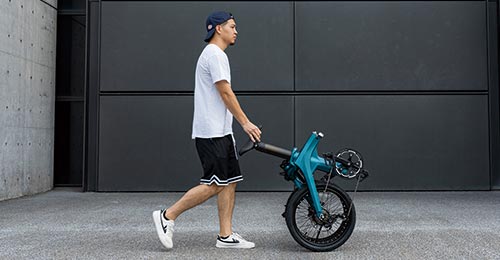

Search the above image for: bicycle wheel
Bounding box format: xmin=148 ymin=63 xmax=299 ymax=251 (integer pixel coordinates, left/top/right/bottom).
xmin=284 ymin=183 xmax=356 ymax=252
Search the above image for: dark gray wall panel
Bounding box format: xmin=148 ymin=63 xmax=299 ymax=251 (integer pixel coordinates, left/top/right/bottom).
xmin=100 ymin=1 xmax=293 ymax=92
xmin=488 ymin=1 xmax=500 ymax=190
xmin=296 ymin=2 xmax=487 ymax=91
xmin=85 ymin=1 xmax=101 ymax=191
xmin=98 ymin=96 xmax=199 ymax=191
xmin=98 ymin=95 xmax=294 ymax=191
xmin=232 ymin=96 xmax=294 ymax=191
xmin=295 ymin=95 xmax=490 ymax=190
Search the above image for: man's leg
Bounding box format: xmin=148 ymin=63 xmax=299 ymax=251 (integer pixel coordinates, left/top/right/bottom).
xmin=165 ymin=184 xmax=223 ymax=220
xmin=217 ymin=182 xmax=237 ymax=237
xmin=214 ymin=182 xmax=254 ymax=249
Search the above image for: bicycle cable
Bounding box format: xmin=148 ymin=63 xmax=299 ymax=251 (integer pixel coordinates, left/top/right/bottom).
xmin=346 ymin=173 xmax=362 ymax=218
xmin=324 ymin=156 xmax=361 ymax=220
xmin=323 ymin=162 xmax=333 ymax=194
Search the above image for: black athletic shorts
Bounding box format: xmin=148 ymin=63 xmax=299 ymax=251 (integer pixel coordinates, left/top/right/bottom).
xmin=195 ymin=134 xmax=243 ymax=186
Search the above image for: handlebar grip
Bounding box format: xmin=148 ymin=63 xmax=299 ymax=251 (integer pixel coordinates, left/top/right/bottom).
xmin=238 ymin=125 xmax=264 ymax=157
xmin=238 ymin=140 xmax=256 ymax=156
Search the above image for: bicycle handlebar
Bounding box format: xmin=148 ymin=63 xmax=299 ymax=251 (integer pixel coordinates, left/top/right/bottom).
xmin=238 ymin=139 xmax=291 ymax=160
xmin=255 ymin=142 xmax=292 ymax=159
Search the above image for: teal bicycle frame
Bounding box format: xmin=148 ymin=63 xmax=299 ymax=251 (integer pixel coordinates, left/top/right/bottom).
xmin=281 ymin=132 xmax=331 ymax=218
xmin=240 ymin=130 xmax=367 ymax=219
xmin=239 ymin=129 xmax=368 ymax=251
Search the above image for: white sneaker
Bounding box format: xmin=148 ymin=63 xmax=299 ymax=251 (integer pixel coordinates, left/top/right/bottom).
xmin=152 ymin=209 xmax=174 ymax=249
xmin=216 ymin=232 xmax=255 ymax=249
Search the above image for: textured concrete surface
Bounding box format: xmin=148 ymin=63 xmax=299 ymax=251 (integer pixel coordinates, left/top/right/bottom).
xmin=0 ymin=189 xmax=499 ymax=259
xmin=0 ymin=0 xmax=57 ymax=200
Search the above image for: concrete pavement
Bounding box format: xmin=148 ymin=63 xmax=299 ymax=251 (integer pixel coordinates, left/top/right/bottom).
xmin=0 ymin=188 xmax=499 ymax=259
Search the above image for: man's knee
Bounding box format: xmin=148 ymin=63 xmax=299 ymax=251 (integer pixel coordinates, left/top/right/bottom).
xmin=204 ymin=183 xmax=237 ymax=195
xmin=218 ymin=183 xmax=236 ymax=196
xmin=226 ymin=182 xmax=237 ymax=190
xmin=206 ymin=184 xmax=225 ymax=194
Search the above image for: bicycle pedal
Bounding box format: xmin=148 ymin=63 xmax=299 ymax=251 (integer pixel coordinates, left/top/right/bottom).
xmin=359 ymin=170 xmax=369 ymax=182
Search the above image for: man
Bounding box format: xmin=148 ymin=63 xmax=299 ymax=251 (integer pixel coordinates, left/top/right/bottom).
xmin=153 ymin=11 xmax=262 ymax=250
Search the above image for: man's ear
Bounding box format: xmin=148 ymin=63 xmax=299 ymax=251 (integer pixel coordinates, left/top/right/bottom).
xmin=215 ymin=24 xmax=223 ymax=35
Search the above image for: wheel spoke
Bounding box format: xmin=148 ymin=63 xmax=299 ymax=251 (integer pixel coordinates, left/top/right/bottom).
xmin=315 ymin=225 xmax=323 ymax=241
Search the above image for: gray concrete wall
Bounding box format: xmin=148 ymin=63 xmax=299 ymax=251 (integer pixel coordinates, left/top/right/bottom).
xmin=0 ymin=0 xmax=57 ymax=201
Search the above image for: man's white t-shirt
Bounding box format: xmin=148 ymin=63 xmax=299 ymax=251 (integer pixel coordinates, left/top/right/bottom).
xmin=192 ymin=44 xmax=233 ymax=139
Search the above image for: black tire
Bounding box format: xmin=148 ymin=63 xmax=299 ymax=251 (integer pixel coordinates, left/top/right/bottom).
xmin=284 ymin=183 xmax=356 ymax=252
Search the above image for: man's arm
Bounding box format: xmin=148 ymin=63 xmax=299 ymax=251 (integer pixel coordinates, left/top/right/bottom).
xmin=215 ymin=80 xmax=261 ymax=142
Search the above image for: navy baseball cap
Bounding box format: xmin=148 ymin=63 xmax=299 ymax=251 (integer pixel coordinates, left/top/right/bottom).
xmin=204 ymin=11 xmax=235 ymax=42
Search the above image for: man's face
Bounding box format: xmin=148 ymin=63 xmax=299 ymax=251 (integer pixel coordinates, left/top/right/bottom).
xmin=217 ymin=19 xmax=238 ymax=45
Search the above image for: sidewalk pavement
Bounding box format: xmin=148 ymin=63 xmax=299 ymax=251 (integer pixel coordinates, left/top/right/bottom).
xmin=0 ymin=188 xmax=499 ymax=259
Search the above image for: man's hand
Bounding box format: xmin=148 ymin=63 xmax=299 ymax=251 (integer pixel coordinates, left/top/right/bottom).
xmin=242 ymin=121 xmax=262 ymax=143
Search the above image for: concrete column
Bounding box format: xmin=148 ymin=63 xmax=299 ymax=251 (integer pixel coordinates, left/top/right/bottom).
xmin=0 ymin=0 xmax=58 ymax=201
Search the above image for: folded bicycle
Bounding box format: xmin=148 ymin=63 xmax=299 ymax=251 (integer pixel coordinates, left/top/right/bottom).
xmin=239 ymin=129 xmax=369 ymax=251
